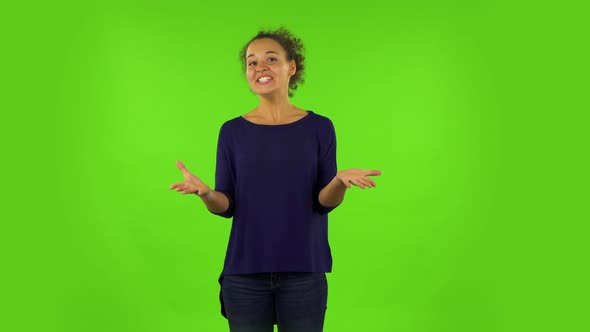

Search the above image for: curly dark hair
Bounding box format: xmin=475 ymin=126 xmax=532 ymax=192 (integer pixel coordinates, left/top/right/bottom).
xmin=239 ymin=26 xmax=306 ymax=98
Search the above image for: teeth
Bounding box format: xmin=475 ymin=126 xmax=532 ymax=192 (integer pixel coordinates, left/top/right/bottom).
xmin=258 ymin=76 xmax=272 ymax=82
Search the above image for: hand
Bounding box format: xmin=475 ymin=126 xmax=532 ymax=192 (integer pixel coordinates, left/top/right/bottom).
xmin=169 ymin=160 xmax=211 ymax=196
xmin=336 ymin=168 xmax=382 ymax=189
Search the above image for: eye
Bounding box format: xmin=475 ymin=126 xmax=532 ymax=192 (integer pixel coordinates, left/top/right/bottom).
xmin=248 ymin=57 xmax=277 ymax=66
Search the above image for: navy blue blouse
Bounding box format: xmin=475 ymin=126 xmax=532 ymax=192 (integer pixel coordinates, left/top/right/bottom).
xmin=210 ymin=110 xmax=340 ymax=321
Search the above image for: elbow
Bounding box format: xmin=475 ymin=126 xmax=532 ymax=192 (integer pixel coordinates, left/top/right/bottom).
xmin=214 ymin=202 xmax=234 ymax=218
xmin=208 ymin=207 xmax=233 ymax=218
xmin=316 ymin=187 xmax=343 ymax=215
xmin=208 ymin=191 xmax=234 ymax=218
xmin=315 ymin=199 xmax=342 ymax=215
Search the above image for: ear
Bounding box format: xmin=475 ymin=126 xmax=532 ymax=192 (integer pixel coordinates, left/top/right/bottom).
xmin=289 ymin=60 xmax=297 ymax=76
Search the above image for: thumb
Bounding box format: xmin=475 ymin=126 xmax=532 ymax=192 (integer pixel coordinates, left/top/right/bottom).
xmin=176 ymin=160 xmax=190 ymax=175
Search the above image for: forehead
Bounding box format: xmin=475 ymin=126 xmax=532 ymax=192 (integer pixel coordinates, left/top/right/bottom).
xmin=246 ymin=38 xmax=284 ymax=56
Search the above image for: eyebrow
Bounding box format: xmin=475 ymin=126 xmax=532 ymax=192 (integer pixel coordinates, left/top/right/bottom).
xmin=247 ymin=50 xmax=279 ymax=59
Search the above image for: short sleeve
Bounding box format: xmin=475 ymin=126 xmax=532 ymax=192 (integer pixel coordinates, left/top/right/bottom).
xmin=313 ymin=118 xmax=341 ymax=215
xmin=209 ymin=123 xmax=235 ymax=218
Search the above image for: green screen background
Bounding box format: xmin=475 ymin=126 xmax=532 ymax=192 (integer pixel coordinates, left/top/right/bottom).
xmin=2 ymin=1 xmax=587 ymax=332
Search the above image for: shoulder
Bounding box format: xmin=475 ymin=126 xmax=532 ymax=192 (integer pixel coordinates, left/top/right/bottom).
xmin=216 ymin=117 xmax=243 ymax=142
xmin=308 ymin=111 xmax=336 ymax=131
xmin=220 ymin=116 xmax=242 ymax=130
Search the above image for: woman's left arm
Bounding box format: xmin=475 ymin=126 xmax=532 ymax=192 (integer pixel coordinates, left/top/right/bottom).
xmin=319 ymin=168 xmax=382 ymax=207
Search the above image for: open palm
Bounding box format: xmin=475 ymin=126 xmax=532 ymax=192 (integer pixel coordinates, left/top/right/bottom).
xmin=337 ymin=168 xmax=382 ymax=189
xmin=169 ymin=161 xmax=211 ymax=196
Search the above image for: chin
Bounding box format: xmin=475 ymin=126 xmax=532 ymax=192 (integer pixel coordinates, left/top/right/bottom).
xmin=252 ymin=88 xmax=275 ymax=96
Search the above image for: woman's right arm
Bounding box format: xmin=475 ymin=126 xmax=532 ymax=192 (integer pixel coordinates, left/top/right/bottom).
xmin=170 ymin=160 xmax=232 ymax=216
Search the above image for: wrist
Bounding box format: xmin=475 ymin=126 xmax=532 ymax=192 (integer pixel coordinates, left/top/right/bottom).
xmin=197 ymin=189 xmax=212 ymax=197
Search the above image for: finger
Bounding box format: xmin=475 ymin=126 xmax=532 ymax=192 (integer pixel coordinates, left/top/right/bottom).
xmin=343 ymin=179 xmax=352 ymax=189
xmin=183 ymin=187 xmax=196 ymax=195
xmin=365 ymin=170 xmax=382 ymax=176
xmin=169 ymin=182 xmax=183 ymax=190
xmin=354 ymin=178 xmax=367 ymax=188
xmin=360 ymin=178 xmax=374 ymax=188
xmin=350 ymin=179 xmax=366 ymax=189
xmin=358 ymin=178 xmax=373 ymax=188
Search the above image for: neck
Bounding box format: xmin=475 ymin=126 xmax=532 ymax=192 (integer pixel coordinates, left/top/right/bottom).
xmin=255 ymin=91 xmax=295 ymax=120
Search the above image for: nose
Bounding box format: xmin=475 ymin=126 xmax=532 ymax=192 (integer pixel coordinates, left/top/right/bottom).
xmin=255 ymin=63 xmax=269 ymax=73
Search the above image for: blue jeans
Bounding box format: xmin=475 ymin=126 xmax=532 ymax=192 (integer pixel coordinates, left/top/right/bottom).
xmin=221 ymin=272 xmax=328 ymax=332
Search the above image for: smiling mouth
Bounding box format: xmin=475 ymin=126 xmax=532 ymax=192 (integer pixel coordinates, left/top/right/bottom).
xmin=257 ymin=76 xmax=273 ymax=84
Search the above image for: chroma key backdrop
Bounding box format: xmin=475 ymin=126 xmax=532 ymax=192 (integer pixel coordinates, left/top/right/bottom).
xmin=2 ymin=1 xmax=586 ymax=332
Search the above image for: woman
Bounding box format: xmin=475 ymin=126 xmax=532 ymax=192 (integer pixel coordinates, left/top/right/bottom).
xmin=170 ymin=27 xmax=381 ymax=332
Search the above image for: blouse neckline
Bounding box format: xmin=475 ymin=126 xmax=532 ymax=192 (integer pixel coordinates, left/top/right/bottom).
xmin=239 ymin=110 xmax=313 ymax=127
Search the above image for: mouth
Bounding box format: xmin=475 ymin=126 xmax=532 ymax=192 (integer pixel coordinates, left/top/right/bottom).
xmin=256 ymin=76 xmax=274 ymax=85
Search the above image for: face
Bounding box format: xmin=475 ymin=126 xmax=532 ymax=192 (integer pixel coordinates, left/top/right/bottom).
xmin=245 ymin=38 xmax=296 ymax=96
